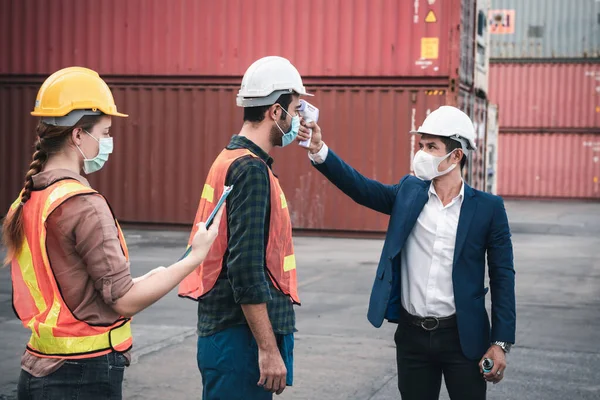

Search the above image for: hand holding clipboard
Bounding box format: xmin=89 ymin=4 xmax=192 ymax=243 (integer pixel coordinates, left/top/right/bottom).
xmin=179 ymin=185 xmax=233 ymax=261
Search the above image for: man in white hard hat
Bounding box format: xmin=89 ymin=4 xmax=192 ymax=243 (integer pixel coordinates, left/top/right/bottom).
xmin=298 ymin=106 xmax=515 ymax=400
xmin=178 ymin=56 xmax=312 ymax=399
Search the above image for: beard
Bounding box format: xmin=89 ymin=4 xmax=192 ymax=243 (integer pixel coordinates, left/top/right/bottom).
xmin=269 ymin=118 xmax=290 ymax=147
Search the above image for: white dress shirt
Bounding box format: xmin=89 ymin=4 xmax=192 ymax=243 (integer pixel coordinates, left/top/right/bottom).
xmin=401 ymin=181 xmax=463 ymax=318
xmin=309 ymin=143 xmax=463 ymax=318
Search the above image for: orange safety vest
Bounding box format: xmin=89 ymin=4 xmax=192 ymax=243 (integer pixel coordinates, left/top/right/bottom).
xmin=178 ymin=149 xmax=300 ymax=304
xmin=9 ymin=179 xmax=133 ymax=359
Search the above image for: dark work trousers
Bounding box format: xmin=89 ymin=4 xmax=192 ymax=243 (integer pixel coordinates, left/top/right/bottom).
xmin=395 ymin=319 xmax=487 ymax=400
xmin=17 ymin=352 xmax=127 ymax=400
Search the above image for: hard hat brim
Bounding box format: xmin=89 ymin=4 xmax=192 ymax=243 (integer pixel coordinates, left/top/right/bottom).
xmin=298 ymin=90 xmax=314 ymax=97
xmin=237 ymin=88 xmax=313 ymax=107
xmin=31 ymin=109 xmax=128 ymax=117
xmin=410 ymin=129 xmax=433 ymax=135
xmin=34 ymin=108 xmax=128 ymax=126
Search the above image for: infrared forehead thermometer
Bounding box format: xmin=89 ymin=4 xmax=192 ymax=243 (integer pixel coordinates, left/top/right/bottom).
xmin=297 ymin=100 xmax=319 ymax=148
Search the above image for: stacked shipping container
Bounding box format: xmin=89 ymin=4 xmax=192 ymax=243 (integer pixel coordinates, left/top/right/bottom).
xmin=1 ymin=0 xmax=488 ymax=233
xmin=1 ymin=0 xmax=473 ymax=81
xmin=488 ymin=0 xmax=600 ymax=199
xmin=488 ymin=0 xmax=600 ymax=60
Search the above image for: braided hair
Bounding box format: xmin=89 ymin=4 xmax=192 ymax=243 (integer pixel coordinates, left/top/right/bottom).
xmin=2 ymin=116 xmax=102 ymax=264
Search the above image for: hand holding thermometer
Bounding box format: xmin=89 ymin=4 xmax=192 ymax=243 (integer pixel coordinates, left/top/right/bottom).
xmin=297 ymin=100 xmax=319 ymax=148
xmin=178 ymin=185 xmax=233 ymax=261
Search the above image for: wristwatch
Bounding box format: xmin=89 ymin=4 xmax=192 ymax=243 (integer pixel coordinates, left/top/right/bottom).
xmin=492 ymin=341 xmax=512 ymax=354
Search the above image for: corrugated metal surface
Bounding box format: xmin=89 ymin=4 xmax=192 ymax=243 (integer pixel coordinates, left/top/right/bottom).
xmin=486 ymin=104 xmax=499 ymax=194
xmin=489 ymin=0 xmax=600 ymax=59
xmin=457 ymin=91 xmax=488 ymax=191
xmin=89 ymin=85 xmax=242 ymax=225
xmin=0 ymin=83 xmax=40 ymax=215
xmin=1 ymin=82 xmax=447 ymax=232
xmin=497 ymin=132 xmax=600 ymax=199
xmin=488 ymin=63 xmax=600 ymax=129
xmin=472 ymin=96 xmax=489 ymax=191
xmin=474 ymin=0 xmax=491 ymax=93
xmin=460 ymin=0 xmax=477 ymax=88
xmin=1 ymin=0 xmax=474 ymax=79
xmin=282 ymin=88 xmax=446 ymax=232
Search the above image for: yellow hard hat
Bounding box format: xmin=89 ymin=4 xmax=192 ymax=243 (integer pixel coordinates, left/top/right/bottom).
xmin=31 ymin=66 xmax=127 ymax=126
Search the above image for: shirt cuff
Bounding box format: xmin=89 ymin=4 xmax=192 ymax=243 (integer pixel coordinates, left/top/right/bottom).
xmin=233 ymin=282 xmax=273 ymax=304
xmin=307 ymin=142 xmax=329 ymax=164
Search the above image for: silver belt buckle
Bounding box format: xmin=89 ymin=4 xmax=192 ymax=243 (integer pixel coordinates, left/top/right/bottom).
xmin=421 ymin=317 xmax=440 ymax=331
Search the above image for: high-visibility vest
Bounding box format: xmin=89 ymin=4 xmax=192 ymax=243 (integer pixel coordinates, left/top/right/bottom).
xmin=9 ymin=179 xmax=133 ymax=359
xmin=178 ymin=149 xmax=300 ymax=304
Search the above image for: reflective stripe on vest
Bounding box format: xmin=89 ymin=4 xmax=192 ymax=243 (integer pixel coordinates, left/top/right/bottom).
xmin=9 ymin=179 xmax=133 ymax=359
xmin=178 ymin=149 xmax=300 ymax=304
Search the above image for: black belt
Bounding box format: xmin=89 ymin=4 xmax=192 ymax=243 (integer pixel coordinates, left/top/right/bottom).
xmin=401 ymin=307 xmax=457 ymax=331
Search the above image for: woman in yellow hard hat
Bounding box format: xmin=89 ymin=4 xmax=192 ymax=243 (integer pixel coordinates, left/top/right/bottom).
xmin=2 ymin=67 xmax=223 ymax=399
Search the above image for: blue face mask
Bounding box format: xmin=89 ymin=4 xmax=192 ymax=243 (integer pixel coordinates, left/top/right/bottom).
xmin=275 ymin=106 xmax=300 ymax=147
xmin=76 ymin=130 xmax=113 ymax=174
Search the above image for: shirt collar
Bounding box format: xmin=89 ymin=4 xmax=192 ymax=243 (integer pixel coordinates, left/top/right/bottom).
xmin=31 ymin=169 xmax=91 ymax=190
xmin=429 ymin=179 xmax=465 ymax=202
xmin=227 ymin=135 xmax=274 ymax=167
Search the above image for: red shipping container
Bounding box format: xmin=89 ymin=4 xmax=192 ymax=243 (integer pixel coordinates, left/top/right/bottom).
xmin=0 ymin=83 xmax=39 ymax=214
xmin=1 ymin=0 xmax=475 ymax=82
xmin=1 ymin=81 xmax=447 ymax=232
xmin=488 ymin=63 xmax=600 ymax=130
xmin=497 ymin=132 xmax=600 ymax=199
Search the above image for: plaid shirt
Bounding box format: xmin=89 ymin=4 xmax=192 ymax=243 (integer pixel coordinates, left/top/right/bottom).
xmin=196 ymin=135 xmax=296 ymax=337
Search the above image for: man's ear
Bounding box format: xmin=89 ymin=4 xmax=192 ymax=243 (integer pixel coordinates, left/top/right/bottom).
xmin=268 ymin=104 xmax=280 ymax=121
xmin=455 ymin=149 xmax=464 ymax=163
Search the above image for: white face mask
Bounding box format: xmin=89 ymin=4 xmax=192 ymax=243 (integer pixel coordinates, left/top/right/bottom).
xmin=412 ymin=149 xmax=457 ymax=181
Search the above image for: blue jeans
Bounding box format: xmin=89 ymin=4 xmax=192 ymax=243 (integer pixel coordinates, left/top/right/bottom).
xmin=197 ymin=325 xmax=294 ymax=400
xmin=18 ymin=352 xmax=127 ymax=400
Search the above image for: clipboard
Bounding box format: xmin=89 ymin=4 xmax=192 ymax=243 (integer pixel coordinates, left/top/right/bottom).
xmin=178 ymin=185 xmax=233 ymax=261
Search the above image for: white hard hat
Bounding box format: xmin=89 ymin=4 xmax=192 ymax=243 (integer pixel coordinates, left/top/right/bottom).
xmin=411 ymin=106 xmax=477 ymax=151
xmin=236 ymin=56 xmax=313 ymax=107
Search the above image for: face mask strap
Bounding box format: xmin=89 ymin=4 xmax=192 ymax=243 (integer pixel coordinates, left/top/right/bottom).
xmin=274 ymin=104 xmax=294 ymax=135
xmin=83 ymin=129 xmax=100 ymax=143
xmin=278 ymin=104 xmax=293 ymax=119
xmin=74 ymin=129 xmax=95 ymax=161
xmin=274 ymin=120 xmax=286 ymax=136
xmin=77 ymin=129 xmax=104 ymax=161
xmin=441 ymin=148 xmax=456 ymax=163
xmin=75 ymin=144 xmax=89 ymax=161
xmin=436 ymin=149 xmax=459 ymax=175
